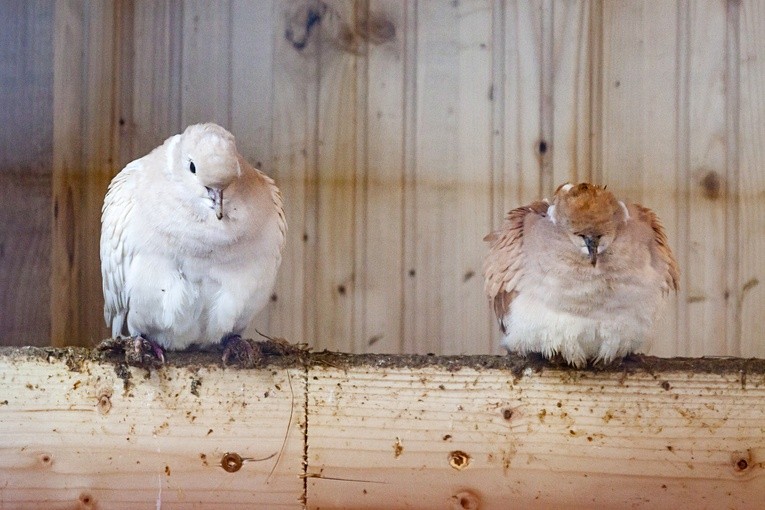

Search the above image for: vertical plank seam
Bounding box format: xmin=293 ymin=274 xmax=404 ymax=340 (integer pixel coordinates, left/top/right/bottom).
xmin=588 ymin=0 xmax=604 ymax=184
xmin=178 ymin=2 xmax=187 ymax=129
xmin=51 ymin=0 xmax=84 ymax=345
xmin=489 ymin=0 xmax=506 ymax=353
xmin=76 ymin=1 xmax=90 ymax=343
xmin=111 ymin=1 xmax=124 ymax=184
xmin=540 ymin=0 xmax=554 ymax=195
xmin=354 ymin=1 xmax=369 ymax=352
xmin=227 ymin=0 xmax=235 ymax=130
xmin=571 ymin=0 xmax=585 ymax=182
xmin=401 ymin=0 xmax=418 ymax=353
xmin=675 ymin=0 xmax=691 ymax=355
xmin=170 ymin=1 xmax=183 ymax=132
xmin=304 ymin=13 xmax=322 ymax=348
xmin=267 ymin=0 xmax=281 ymax=339
xmin=725 ymin=0 xmax=741 ymax=355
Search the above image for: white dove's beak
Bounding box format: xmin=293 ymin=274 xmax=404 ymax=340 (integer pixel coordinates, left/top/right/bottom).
xmin=207 ymin=187 xmax=224 ymax=220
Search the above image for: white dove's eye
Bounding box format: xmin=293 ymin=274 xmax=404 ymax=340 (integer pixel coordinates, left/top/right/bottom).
xmin=189 ymin=161 xmax=196 ymax=174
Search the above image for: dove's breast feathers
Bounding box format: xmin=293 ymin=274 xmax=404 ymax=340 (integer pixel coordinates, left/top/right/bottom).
xmin=101 ymin=131 xmax=286 ymax=349
xmin=484 ymin=193 xmax=678 ymax=367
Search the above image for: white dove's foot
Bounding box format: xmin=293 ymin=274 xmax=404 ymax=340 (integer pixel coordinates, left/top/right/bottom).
xmin=131 ymin=335 xmax=166 ymax=366
xmin=97 ymin=335 xmax=165 ymax=368
xmin=221 ymin=334 xmax=259 ymax=368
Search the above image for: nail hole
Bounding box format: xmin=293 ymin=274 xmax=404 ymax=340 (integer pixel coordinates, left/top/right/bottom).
xmin=449 ymin=450 xmax=471 ymax=470
xmin=221 ymin=452 xmax=243 ymax=473
xmin=732 ymin=450 xmax=753 ymax=473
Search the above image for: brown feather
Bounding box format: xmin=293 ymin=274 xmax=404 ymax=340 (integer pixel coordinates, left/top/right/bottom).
xmin=633 ymin=204 xmax=680 ymax=292
xmin=483 ymin=200 xmax=548 ymax=326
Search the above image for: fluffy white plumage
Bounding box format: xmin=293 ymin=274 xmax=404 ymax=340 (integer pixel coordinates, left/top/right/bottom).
xmin=483 ymin=183 xmax=679 ymax=367
xmin=101 ymin=123 xmax=286 ymax=351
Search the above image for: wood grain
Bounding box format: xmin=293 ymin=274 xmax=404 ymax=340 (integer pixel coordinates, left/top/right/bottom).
xmin=307 ymin=361 xmax=765 ymax=509
xmin=123 ymin=0 xmax=183 ymax=162
xmin=180 ymin=0 xmax=232 ymax=127
xmin=0 ymin=0 xmax=54 ymax=346
xmin=5 ymin=0 xmax=765 ymax=361
xmin=738 ymin=0 xmax=765 ymax=358
xmin=355 ymin=0 xmax=406 ymax=354
xmin=550 ymin=0 xmax=596 ymax=187
xmin=314 ymin=0 xmax=360 ymax=352
xmin=683 ymin=0 xmax=731 ymax=356
xmin=268 ymin=0 xmax=320 ymax=346
xmin=2 ymin=348 xmax=763 ymax=508
xmin=0 ymin=349 xmax=304 ymax=509
xmin=408 ymin=0 xmax=494 ymax=355
xmin=52 ymin=0 xmax=118 ymax=347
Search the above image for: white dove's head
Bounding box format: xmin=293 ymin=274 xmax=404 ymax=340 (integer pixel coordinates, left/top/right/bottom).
xmin=179 ymin=123 xmax=242 ymax=220
xmin=549 ymin=182 xmax=627 ymax=266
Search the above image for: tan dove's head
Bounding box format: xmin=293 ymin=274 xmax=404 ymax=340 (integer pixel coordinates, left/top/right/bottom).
xmin=179 ymin=123 xmax=242 ymax=220
xmin=550 ymin=182 xmax=626 ymax=266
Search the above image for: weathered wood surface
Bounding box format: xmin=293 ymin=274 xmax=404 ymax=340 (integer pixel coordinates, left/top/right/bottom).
xmin=4 ymin=0 xmax=765 ymax=358
xmin=0 ymin=0 xmax=54 ymax=347
xmin=0 ymin=347 xmax=305 ymax=510
xmin=1 ymin=347 xmax=764 ymax=509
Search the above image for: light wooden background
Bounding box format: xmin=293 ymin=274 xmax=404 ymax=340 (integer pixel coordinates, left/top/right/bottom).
xmin=1 ymin=0 xmax=764 ymax=358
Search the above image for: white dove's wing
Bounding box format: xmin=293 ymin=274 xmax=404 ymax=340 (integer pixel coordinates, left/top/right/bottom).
xmin=100 ymin=159 xmax=142 ymax=337
xmin=483 ymin=200 xmax=549 ymax=333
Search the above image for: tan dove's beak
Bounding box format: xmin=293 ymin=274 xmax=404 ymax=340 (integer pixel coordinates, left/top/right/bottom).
xmin=207 ymin=187 xmax=224 ymax=220
xmin=584 ymin=236 xmax=598 ymax=266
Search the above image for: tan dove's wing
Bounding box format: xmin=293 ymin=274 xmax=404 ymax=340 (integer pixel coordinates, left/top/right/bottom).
xmin=632 ymin=204 xmax=680 ymax=292
xmin=100 ymin=160 xmax=141 ymax=337
xmin=483 ymin=200 xmax=549 ymax=332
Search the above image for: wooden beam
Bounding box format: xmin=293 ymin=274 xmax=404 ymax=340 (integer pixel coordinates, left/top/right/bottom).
xmin=1 ymin=347 xmax=764 ymax=509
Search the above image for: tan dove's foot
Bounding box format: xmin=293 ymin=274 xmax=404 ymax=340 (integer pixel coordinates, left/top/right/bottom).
xmin=222 ymin=334 xmax=260 ymax=368
xmin=97 ymin=335 xmax=166 ymax=368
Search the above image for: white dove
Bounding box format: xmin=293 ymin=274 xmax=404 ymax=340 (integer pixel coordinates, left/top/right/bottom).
xmin=483 ymin=183 xmax=679 ymax=367
xmin=100 ymin=123 xmax=286 ymax=365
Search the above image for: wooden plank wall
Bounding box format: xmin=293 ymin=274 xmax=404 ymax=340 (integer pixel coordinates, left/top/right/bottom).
xmin=0 ymin=0 xmax=54 ymax=347
xmin=1 ymin=0 xmax=764 ymax=359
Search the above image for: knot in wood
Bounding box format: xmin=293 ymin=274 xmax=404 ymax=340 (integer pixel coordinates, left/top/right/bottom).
xmin=700 ymin=170 xmax=722 ymax=200
xmin=451 ymin=489 xmax=481 ymax=510
xmin=98 ymin=393 xmax=112 ymax=414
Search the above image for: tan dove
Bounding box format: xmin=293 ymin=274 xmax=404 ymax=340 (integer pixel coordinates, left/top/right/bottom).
xmin=100 ymin=123 xmax=286 ymax=365
xmin=483 ymin=183 xmax=679 ymax=367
